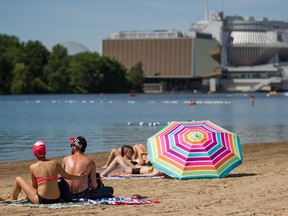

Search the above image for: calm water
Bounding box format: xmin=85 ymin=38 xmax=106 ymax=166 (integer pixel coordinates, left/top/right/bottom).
xmin=0 ymin=93 xmax=288 ymax=162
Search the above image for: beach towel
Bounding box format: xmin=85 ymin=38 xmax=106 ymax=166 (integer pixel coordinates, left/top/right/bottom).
xmin=0 ymin=197 xmax=160 ymax=208
xmin=0 ymin=200 xmax=83 ymax=209
xmin=73 ymin=197 xmax=160 ymax=205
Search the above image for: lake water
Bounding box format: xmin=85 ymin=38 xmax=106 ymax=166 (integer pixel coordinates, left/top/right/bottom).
xmin=0 ymin=93 xmax=288 ymax=162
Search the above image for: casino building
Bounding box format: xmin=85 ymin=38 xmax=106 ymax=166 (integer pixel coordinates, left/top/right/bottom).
xmin=102 ymin=10 xmax=288 ymax=93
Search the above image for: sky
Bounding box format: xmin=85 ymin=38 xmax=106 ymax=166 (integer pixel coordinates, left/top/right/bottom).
xmin=1 ymin=0 xmax=288 ymax=54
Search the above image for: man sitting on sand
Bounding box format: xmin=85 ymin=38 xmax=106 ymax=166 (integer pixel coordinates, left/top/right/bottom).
xmin=100 ymin=145 xmax=162 ymax=177
xmin=61 ymin=136 xmax=113 ymax=199
xmin=0 ymin=140 xmax=86 ymax=204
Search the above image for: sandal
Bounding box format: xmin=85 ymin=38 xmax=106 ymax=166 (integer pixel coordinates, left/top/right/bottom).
xmin=131 ymin=194 xmax=148 ymax=199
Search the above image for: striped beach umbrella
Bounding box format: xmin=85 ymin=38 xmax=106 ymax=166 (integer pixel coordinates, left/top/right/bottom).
xmin=147 ymin=120 xmax=243 ymax=180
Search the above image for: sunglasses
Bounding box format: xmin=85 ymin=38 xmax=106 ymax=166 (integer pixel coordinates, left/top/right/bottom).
xmin=125 ymin=150 xmax=134 ymax=154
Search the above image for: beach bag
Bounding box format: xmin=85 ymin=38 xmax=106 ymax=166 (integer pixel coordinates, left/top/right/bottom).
xmin=88 ymin=186 xmax=114 ymax=199
xmin=88 ymin=172 xmax=105 ymax=188
xmin=88 ymin=173 xmax=114 ymax=199
xmin=96 ymin=172 xmax=104 ymax=188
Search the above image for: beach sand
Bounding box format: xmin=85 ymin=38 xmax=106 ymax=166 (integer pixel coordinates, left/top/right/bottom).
xmin=0 ymin=140 xmax=288 ymax=216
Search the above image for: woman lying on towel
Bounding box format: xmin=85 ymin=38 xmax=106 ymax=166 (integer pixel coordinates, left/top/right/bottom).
xmin=100 ymin=145 xmax=161 ymax=177
xmin=101 ymin=143 xmax=150 ymax=169
xmin=0 ymin=140 xmax=86 ymax=204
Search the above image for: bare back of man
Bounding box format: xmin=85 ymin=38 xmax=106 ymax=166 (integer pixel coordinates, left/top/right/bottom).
xmin=60 ymin=136 xmax=113 ymax=200
xmin=62 ymin=153 xmax=97 ymax=194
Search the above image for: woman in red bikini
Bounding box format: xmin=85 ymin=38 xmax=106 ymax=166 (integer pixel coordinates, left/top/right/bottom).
xmin=1 ymin=140 xmax=86 ymax=204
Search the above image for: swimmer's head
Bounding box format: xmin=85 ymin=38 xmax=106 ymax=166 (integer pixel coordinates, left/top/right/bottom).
xmin=33 ymin=140 xmax=46 ymax=158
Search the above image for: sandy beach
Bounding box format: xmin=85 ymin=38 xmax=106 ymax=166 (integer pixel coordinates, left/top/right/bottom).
xmin=0 ymin=140 xmax=288 ymax=216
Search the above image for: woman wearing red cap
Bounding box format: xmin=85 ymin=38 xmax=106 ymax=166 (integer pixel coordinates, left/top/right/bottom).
xmin=1 ymin=140 xmax=86 ymax=204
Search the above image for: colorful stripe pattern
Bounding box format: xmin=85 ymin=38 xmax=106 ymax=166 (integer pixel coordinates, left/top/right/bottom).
xmin=147 ymin=121 xmax=243 ymax=180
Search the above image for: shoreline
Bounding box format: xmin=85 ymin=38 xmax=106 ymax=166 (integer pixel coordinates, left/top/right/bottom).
xmin=0 ymin=140 xmax=288 ymax=215
xmin=1 ymin=138 xmax=288 ymax=164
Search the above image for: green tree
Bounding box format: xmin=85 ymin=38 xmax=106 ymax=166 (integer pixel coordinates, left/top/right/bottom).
xmin=0 ymin=55 xmax=13 ymax=94
xmin=10 ymin=63 xmax=28 ymax=94
xmin=127 ymin=62 xmax=144 ymax=93
xmin=98 ymin=56 xmax=128 ymax=93
xmin=22 ymin=40 xmax=49 ymax=93
xmin=44 ymin=44 xmax=70 ymax=93
xmin=69 ymin=53 xmax=128 ymax=93
xmin=0 ymin=34 xmax=23 ymax=94
xmin=69 ymin=52 xmax=101 ymax=93
xmin=0 ymin=34 xmax=134 ymax=94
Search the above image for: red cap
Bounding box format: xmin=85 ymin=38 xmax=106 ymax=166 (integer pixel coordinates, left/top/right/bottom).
xmin=69 ymin=137 xmax=75 ymax=144
xmin=33 ymin=140 xmax=46 ymax=157
xmin=69 ymin=136 xmax=87 ymax=152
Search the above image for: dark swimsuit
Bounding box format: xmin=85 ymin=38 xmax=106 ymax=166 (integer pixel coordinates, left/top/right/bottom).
xmin=130 ymin=160 xmax=141 ymax=174
xmin=37 ymin=194 xmax=60 ymax=204
xmin=70 ymin=189 xmax=90 ymax=199
xmin=132 ymin=168 xmax=141 ymax=174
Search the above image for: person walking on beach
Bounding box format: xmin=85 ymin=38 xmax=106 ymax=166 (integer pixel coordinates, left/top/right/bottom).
xmin=0 ymin=140 xmax=86 ymax=204
xmin=61 ymin=136 xmax=113 ymax=200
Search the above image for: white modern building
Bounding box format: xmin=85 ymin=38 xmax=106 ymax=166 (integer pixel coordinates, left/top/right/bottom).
xmin=191 ymin=11 xmax=288 ymax=92
xmin=103 ymin=8 xmax=288 ymax=92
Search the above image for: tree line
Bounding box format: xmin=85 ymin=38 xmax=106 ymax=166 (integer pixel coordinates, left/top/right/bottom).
xmin=0 ymin=34 xmax=144 ymax=94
